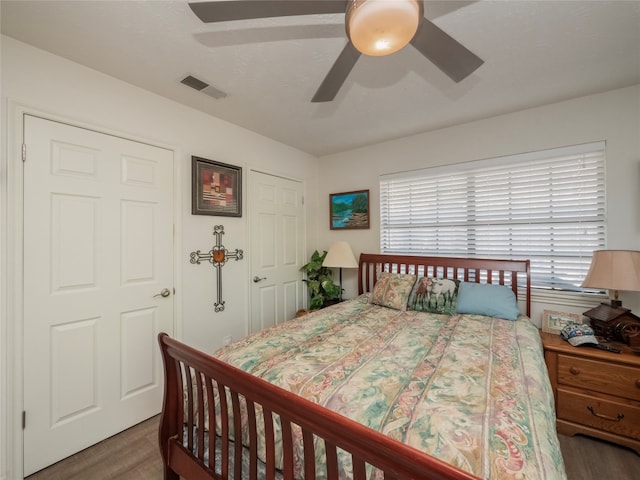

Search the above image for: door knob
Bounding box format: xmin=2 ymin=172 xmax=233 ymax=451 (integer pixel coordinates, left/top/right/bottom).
xmin=253 ymin=276 xmax=267 ymax=283
xmin=154 ymin=288 xmax=171 ymax=298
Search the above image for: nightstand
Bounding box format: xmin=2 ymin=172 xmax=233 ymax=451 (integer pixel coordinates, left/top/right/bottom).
xmin=541 ymin=332 xmax=640 ymax=454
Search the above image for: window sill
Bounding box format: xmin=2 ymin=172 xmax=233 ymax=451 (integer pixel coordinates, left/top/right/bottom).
xmin=529 ymin=289 xmax=607 ymax=309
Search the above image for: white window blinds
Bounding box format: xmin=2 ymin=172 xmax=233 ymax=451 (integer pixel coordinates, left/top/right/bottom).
xmin=380 ymin=142 xmax=606 ymax=291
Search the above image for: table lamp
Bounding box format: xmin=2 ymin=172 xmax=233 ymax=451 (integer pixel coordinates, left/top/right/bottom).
xmin=323 ymin=241 xmax=358 ymax=301
xmin=581 ymin=250 xmax=640 ymax=341
xmin=581 ymin=250 xmax=640 ymax=308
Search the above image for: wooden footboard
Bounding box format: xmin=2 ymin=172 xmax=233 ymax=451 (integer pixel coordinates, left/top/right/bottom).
xmin=158 ymin=332 xmax=479 ymax=480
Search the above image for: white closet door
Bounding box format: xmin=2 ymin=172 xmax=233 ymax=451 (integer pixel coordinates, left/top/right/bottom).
xmin=250 ymin=171 xmax=304 ymax=333
xmin=22 ymin=115 xmax=175 ymax=475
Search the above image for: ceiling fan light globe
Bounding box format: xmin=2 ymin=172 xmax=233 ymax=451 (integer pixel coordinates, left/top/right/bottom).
xmin=347 ymin=0 xmax=421 ymax=57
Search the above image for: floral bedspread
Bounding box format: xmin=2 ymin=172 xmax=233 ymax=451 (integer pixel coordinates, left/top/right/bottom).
xmin=214 ymin=295 xmax=566 ymax=479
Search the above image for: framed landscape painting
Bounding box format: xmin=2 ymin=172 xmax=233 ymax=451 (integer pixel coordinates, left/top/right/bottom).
xmin=192 ymin=156 xmax=242 ymax=217
xmin=329 ymin=189 xmax=370 ymax=230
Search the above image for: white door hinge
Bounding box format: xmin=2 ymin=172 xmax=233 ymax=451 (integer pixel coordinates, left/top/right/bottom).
xmin=22 ymin=411 xmax=26 ymax=429
xmin=22 ymin=143 xmax=26 ymax=162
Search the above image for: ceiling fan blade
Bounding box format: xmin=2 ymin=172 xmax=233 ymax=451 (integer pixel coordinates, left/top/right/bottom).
xmin=410 ymin=18 xmax=483 ymax=82
xmin=312 ymin=42 xmax=361 ymax=103
xmin=189 ymin=1 xmax=347 ymax=23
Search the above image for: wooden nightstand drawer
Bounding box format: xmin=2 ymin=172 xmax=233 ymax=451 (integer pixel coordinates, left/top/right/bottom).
xmin=557 ymin=353 xmax=640 ymax=400
xmin=542 ymin=331 xmax=640 ymax=453
xmin=557 ymin=387 xmax=640 ymax=440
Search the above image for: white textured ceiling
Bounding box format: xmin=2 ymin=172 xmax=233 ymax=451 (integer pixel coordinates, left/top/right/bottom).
xmin=2 ymin=0 xmax=639 ymax=156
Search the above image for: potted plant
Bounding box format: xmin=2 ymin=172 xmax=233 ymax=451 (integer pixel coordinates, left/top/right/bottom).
xmin=300 ymin=250 xmax=341 ymax=310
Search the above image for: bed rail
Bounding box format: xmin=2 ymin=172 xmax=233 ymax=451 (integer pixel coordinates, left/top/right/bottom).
xmin=358 ymin=253 xmax=531 ymax=316
xmin=158 ymin=332 xmax=479 ymax=480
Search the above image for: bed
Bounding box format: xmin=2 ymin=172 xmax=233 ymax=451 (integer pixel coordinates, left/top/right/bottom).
xmin=158 ymin=253 xmax=566 ymax=480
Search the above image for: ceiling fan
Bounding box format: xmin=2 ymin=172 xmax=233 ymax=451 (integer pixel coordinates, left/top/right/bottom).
xmin=188 ymin=0 xmax=484 ymax=102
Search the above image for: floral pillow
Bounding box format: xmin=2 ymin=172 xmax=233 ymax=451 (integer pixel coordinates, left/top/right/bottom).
xmin=407 ymin=277 xmax=460 ymax=315
xmin=370 ymin=272 xmax=416 ymax=311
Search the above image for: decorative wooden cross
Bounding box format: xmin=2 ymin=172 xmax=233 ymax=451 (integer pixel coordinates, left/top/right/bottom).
xmin=190 ymin=225 xmax=244 ymax=312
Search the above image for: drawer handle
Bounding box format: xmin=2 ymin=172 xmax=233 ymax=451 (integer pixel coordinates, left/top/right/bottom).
xmin=569 ymin=366 xmax=580 ymax=375
xmin=636 ymin=379 xmax=640 ymax=389
xmin=587 ymin=406 xmax=624 ymax=422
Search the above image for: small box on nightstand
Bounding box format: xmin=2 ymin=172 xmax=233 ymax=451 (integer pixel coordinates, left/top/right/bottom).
xmin=583 ymin=304 xmax=640 ymax=345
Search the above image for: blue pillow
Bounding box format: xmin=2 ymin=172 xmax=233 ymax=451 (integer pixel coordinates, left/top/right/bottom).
xmin=455 ymin=282 xmax=520 ymax=321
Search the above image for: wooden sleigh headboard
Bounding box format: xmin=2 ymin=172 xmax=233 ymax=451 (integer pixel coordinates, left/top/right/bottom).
xmin=357 ymin=253 xmax=531 ymax=316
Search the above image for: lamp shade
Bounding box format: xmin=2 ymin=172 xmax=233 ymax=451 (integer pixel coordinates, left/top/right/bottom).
xmin=323 ymin=241 xmax=358 ymax=269
xmin=581 ymin=250 xmax=640 ymax=292
xmin=346 ymin=0 xmax=421 ymax=57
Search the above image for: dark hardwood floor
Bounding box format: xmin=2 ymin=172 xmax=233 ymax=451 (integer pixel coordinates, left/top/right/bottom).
xmin=26 ymin=416 xmax=163 ymax=480
xmin=559 ymin=433 xmax=640 ymax=480
xmin=26 ymin=415 xmax=640 ymax=479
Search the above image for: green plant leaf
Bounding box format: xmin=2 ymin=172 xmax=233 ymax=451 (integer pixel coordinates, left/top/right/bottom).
xmin=301 ymin=250 xmax=340 ymax=308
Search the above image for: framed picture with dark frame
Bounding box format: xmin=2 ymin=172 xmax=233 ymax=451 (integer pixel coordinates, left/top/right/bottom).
xmin=192 ymin=156 xmax=242 ymax=217
xmin=329 ymin=189 xmax=370 ymax=230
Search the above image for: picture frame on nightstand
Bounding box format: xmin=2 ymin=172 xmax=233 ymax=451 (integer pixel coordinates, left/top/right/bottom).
xmin=541 ymin=310 xmax=583 ymax=335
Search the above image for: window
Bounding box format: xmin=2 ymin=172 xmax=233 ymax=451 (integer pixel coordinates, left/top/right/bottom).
xmin=380 ymin=142 xmax=606 ymax=291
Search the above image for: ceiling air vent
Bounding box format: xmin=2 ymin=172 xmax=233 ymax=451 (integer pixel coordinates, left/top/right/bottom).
xmin=180 ymin=75 xmax=227 ymax=99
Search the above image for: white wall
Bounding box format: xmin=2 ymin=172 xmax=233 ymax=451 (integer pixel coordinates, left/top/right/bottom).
xmin=0 ymin=36 xmax=319 ymax=480
xmin=317 ymin=85 xmax=640 ymax=323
